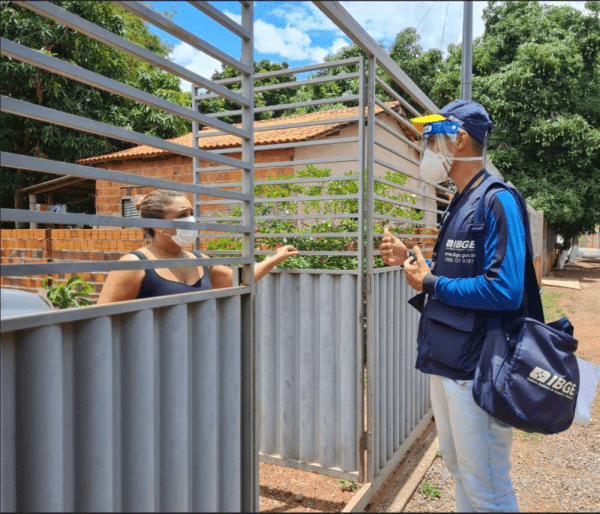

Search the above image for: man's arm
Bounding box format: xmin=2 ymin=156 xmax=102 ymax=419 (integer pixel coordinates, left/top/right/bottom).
xmin=429 ymin=190 xmax=526 ymax=311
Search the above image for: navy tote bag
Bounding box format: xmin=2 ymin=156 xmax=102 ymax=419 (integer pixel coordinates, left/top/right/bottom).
xmin=472 ymin=185 xmax=580 ymax=434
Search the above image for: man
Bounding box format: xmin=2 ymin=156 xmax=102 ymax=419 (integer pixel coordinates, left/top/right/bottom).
xmin=380 ymin=100 xmax=527 ymax=512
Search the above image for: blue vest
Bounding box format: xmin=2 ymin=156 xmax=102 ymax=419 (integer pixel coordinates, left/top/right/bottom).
xmin=415 ymin=170 xmax=530 ymax=380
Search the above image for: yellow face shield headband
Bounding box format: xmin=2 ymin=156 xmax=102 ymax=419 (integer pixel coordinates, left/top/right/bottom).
xmin=409 ymin=113 xmax=449 ymax=134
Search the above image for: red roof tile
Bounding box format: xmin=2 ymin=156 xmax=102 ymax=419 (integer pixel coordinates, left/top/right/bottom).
xmin=76 ymin=101 xmax=416 ymax=164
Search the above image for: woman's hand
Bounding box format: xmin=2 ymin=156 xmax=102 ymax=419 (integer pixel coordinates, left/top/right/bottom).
xmin=274 ymin=245 xmax=299 ymax=263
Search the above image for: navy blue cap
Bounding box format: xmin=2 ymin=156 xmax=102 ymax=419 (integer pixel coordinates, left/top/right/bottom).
xmin=439 ymin=100 xmax=493 ymax=143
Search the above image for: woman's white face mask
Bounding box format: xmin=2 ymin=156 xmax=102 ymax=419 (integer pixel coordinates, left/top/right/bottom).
xmin=170 ymin=215 xmax=197 ymax=247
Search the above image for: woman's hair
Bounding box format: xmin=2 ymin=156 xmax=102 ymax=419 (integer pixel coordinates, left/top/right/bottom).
xmin=135 ymin=190 xmax=187 ymax=239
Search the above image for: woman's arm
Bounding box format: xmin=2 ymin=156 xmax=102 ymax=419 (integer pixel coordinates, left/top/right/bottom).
xmin=96 ymin=254 xmax=145 ymax=304
xmin=209 ymin=245 xmax=299 ymax=289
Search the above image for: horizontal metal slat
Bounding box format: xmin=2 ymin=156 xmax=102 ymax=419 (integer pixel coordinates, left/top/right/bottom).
xmin=374 ymin=75 xmax=423 ymax=119
xmin=1 ymin=153 xmax=250 ymax=202
xmin=13 ymin=1 xmax=249 ymax=107
xmin=197 ymin=71 xmax=360 ymax=100
xmin=1 ymin=256 xmax=253 ymax=278
xmin=374 ymin=176 xmax=451 ymax=205
xmin=0 ymin=38 xmax=249 ymax=139
xmin=373 ymin=195 xmax=445 ymax=215
xmin=197 ymin=155 xmax=358 ymax=173
xmin=195 ymin=57 xmax=362 ymax=92
xmin=1 ymin=97 xmax=249 ymax=169
xmin=114 ymin=1 xmax=250 ymax=75
xmin=0 ymin=285 xmax=251 ymax=332
xmin=189 ymin=1 xmax=250 ymax=40
xmin=0 ymin=208 xmax=251 ymax=233
xmin=206 ymin=95 xmax=361 ymax=118
xmin=373 ymin=134 xmax=420 ymax=166
xmin=372 ymin=213 xmax=429 ymax=225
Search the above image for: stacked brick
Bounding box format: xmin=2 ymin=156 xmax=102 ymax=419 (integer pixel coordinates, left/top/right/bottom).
xmin=1 ymin=228 xmax=146 ymax=301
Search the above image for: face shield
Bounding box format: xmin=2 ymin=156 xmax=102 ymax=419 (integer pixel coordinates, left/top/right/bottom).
xmin=416 ymin=121 xmax=486 ymax=184
xmin=422 ymin=121 xmax=460 ymax=160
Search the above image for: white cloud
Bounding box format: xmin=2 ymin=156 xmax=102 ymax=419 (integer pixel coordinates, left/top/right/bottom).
xmin=169 ymin=42 xmax=222 ymax=92
xmin=223 ymin=11 xmax=241 ymax=25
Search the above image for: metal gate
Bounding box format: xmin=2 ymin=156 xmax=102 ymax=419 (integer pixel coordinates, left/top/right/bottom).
xmin=3 ymin=1 xmax=455 ymax=509
xmin=1 ymin=1 xmax=256 ymax=511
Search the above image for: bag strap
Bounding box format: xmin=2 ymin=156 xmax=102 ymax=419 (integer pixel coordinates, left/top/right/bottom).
xmin=473 ymin=179 xmax=544 ymax=324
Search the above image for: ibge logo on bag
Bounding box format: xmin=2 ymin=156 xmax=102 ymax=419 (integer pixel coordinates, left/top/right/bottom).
xmin=527 ymin=366 xmax=577 ymax=399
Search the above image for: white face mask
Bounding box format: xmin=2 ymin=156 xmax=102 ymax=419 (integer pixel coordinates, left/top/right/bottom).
xmin=419 ymin=148 xmax=451 ymax=183
xmin=419 ymin=135 xmax=485 ymax=184
xmin=169 ymin=215 xmax=197 ymax=247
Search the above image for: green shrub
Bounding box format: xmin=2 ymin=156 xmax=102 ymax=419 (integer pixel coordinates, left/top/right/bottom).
xmin=205 ymin=165 xmax=423 ymax=270
xmin=42 ymin=275 xmax=95 ymax=308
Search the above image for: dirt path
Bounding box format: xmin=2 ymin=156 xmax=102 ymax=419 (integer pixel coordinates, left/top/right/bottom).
xmin=369 ymin=256 xmax=600 ymax=513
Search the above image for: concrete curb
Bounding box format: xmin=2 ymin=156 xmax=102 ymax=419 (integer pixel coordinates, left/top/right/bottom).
xmin=342 ymin=417 xmax=439 ymax=512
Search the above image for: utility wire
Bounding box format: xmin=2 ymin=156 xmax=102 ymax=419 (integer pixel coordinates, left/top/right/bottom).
xmin=457 ymin=2 xmax=463 ymax=46
xmin=415 ymin=2 xmax=436 ymax=33
xmin=440 ymin=1 xmax=450 ymax=56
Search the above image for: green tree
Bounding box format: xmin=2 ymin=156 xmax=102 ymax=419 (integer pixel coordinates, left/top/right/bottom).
xmin=197 ymin=59 xmax=298 ymax=124
xmin=430 ymin=1 xmax=600 ymax=240
xmin=0 ymin=0 xmax=191 ymax=216
xmin=388 ymin=27 xmax=443 ymax=110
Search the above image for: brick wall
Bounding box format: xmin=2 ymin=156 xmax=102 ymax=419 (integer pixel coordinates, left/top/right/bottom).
xmin=95 ymin=148 xmax=295 ymax=217
xmin=1 ymin=228 xmax=146 ymax=302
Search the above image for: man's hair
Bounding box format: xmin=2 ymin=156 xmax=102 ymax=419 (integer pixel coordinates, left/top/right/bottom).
xmin=135 ymin=190 xmax=187 ymax=239
xmin=471 ymin=135 xmax=485 ymax=156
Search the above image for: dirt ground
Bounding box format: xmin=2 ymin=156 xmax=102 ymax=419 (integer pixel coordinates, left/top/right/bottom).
xmin=259 ymin=255 xmax=600 ymax=512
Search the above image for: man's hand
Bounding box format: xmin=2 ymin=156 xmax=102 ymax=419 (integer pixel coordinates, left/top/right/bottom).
xmin=404 ymin=246 xmax=431 ymax=292
xmin=380 ymin=227 xmax=409 ymax=266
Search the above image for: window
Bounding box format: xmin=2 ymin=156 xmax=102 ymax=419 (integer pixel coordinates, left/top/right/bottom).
xmin=121 ymin=196 xmax=140 ymax=218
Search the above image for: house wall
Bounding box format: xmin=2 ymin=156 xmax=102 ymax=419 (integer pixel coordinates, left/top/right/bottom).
xmin=294 ymin=114 xmax=437 ymax=225
xmin=95 ymin=148 xmax=295 ymax=218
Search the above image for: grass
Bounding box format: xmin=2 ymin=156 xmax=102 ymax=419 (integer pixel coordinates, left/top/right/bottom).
xmin=340 ymin=479 xmax=357 ymax=492
xmin=518 ymin=431 xmax=544 ymax=443
xmin=419 ymin=480 xmax=441 ymax=499
xmin=540 ymin=290 xmax=568 ymax=320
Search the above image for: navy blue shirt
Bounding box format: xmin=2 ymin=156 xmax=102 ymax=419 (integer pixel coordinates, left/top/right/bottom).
xmin=130 ymin=250 xmax=212 ymax=299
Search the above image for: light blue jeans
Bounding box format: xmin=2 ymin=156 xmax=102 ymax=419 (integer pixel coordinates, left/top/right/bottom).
xmin=430 ymin=374 xmax=520 ymax=512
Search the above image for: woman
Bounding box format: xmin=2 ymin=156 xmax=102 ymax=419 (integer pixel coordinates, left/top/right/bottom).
xmin=97 ymin=190 xmax=298 ymax=304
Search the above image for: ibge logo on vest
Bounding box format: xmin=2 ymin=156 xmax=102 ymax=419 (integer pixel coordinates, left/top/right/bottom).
xmin=528 ymin=366 xmax=578 ymax=399
xmin=444 ymin=239 xmax=476 ymax=264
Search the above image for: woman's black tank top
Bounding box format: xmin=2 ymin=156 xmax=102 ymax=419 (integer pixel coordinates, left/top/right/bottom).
xmin=130 ymin=250 xmax=212 ymax=299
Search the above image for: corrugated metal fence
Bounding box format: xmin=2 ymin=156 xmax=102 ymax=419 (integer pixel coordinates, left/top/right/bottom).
xmin=256 ymin=270 xmax=361 ymax=479
xmin=1 ymin=290 xmax=247 ymax=512
xmin=1 ymin=1 xmax=257 ymax=511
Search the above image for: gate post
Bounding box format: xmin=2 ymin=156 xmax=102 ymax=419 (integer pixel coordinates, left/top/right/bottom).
xmin=239 ymin=2 xmax=257 ymax=511
xmin=364 ymin=55 xmax=376 ymax=483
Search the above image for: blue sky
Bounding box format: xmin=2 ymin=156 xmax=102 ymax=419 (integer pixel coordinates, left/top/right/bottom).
xmin=146 ymin=1 xmax=590 ymax=92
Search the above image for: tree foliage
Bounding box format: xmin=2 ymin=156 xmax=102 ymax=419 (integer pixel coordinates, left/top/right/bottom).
xmin=197 ymin=59 xmax=298 ymax=124
xmin=430 ymin=1 xmax=600 ymax=239
xmin=0 ymin=0 xmax=191 ymax=214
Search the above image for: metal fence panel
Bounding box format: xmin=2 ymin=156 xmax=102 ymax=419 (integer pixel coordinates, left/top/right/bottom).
xmin=256 ymin=271 xmax=361 ymax=479
xmin=371 ymin=268 xmax=430 ymax=478
xmin=0 ymin=293 xmax=249 ymax=512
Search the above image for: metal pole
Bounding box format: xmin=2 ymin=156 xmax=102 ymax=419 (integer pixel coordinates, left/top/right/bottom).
xmin=365 ymin=55 xmax=376 ymax=482
xmin=460 ymin=1 xmax=473 ymax=101
xmin=239 ymin=2 xmax=256 ymax=511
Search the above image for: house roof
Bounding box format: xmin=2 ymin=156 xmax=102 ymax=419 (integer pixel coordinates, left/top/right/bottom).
xmin=76 ymin=101 xmax=418 ymax=165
